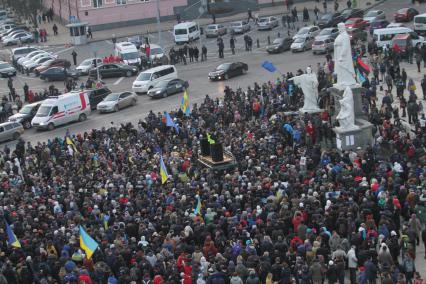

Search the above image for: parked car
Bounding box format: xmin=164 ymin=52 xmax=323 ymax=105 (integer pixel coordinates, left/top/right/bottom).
xmin=257 ymin=16 xmax=279 ymax=30
xmin=39 ymin=67 xmax=79 ymax=82
xmin=17 ymin=50 xmax=47 ymax=67
xmin=10 ymin=46 xmax=39 ymax=64
xmin=346 ymin=27 xmax=367 ymax=43
xmin=34 ymin=59 xmax=71 ymax=75
xmin=96 ymin=92 xmax=137 ymax=113
xmin=293 ymin=26 xmax=320 ymax=40
xmin=317 ymin=13 xmax=344 ymax=28
xmin=147 ymin=78 xmax=189 ymax=98
xmin=0 ymin=121 xmax=24 ymax=142
xmin=394 ymin=8 xmax=419 ymax=22
xmin=369 ymin=19 xmax=390 ymax=35
xmin=266 ymin=38 xmax=293 ymax=54
xmin=76 ymin=58 xmax=103 ymax=75
xmin=230 ymin=20 xmax=250 ymax=34
xmin=8 ymin=101 xmax=42 ymax=129
xmin=205 ymin=24 xmax=227 ymax=37
xmin=312 ymin=37 xmax=334 ymax=54
xmin=208 ymin=62 xmax=248 ymax=80
xmin=291 ymin=36 xmax=314 ymax=52
xmin=23 ymin=55 xmax=54 ymax=72
xmin=69 ymin=87 xmax=111 ymax=110
xmin=2 ymin=31 xmax=33 ymax=45
xmin=0 ymin=61 xmax=16 ymax=77
xmin=0 ymin=27 xmax=26 ymax=39
xmin=316 ymin=27 xmax=339 ymax=39
xmin=345 ymin=17 xmax=369 ymax=29
xmin=89 ymin=63 xmax=138 ymax=79
xmin=340 ymin=8 xmax=364 ymax=21
xmin=363 ymin=10 xmax=386 ymax=23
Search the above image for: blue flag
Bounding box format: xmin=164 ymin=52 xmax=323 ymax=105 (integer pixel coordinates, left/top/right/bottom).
xmin=165 ymin=112 xmax=179 ymax=134
xmin=356 ymin=69 xmax=366 ymax=84
xmin=261 ymin=61 xmax=276 ymax=73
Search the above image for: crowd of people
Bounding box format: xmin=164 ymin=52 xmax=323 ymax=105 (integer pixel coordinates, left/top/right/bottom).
xmin=0 ymin=33 xmax=426 ymax=284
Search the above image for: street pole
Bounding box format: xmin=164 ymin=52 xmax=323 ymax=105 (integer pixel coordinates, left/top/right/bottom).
xmin=156 ymin=0 xmax=162 ymax=47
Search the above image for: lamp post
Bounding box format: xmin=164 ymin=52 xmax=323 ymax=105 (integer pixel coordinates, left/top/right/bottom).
xmin=156 ymin=0 xmax=162 ymax=46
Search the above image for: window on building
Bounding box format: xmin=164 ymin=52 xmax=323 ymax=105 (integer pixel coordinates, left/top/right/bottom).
xmin=117 ymin=0 xmax=126 ymax=4
xmin=93 ymin=0 xmax=103 ymax=7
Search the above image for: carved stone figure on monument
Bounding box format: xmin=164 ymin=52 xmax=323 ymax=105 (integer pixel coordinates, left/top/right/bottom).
xmin=334 ymin=23 xmax=356 ymax=89
xmin=336 ymin=86 xmax=359 ymax=130
xmin=290 ymin=67 xmax=321 ymax=113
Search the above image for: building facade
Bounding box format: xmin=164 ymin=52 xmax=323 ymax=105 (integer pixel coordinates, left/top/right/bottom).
xmin=43 ymin=0 xmax=188 ymax=30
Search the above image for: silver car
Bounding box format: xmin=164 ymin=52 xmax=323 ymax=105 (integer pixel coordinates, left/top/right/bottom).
xmin=76 ymin=58 xmax=103 ymax=75
xmin=290 ymin=36 xmax=314 ymax=52
xmin=312 ymin=36 xmax=334 ymax=54
xmin=363 ymin=10 xmax=386 ymax=23
xmin=292 ymin=26 xmax=321 ymax=40
xmin=205 ymin=24 xmax=227 ymax=37
xmin=96 ymin=91 xmax=137 ymax=113
xmin=0 ymin=121 xmax=24 ymax=142
xmin=230 ymin=20 xmax=250 ymax=34
xmin=257 ymin=16 xmax=279 ymax=30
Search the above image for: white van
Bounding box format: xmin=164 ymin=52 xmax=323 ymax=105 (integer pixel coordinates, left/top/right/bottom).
xmin=132 ymin=65 xmax=177 ymax=94
xmin=32 ymin=92 xmax=91 ymax=130
xmin=414 ymin=13 xmax=426 ymax=35
xmin=174 ymin=22 xmax=200 ymax=44
xmin=114 ymin=42 xmax=141 ymax=67
xmin=373 ymin=27 xmax=424 ymax=48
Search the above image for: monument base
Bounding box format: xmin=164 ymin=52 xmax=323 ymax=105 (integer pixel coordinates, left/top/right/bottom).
xmin=333 ymin=119 xmax=373 ymax=151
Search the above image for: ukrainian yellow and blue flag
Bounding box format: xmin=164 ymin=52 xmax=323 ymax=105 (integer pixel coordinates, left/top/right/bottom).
xmin=194 ymin=196 xmax=201 ymax=215
xmin=181 ymin=89 xmax=190 ymax=116
xmin=160 ymin=155 xmax=169 ymax=184
xmin=79 ymin=226 xmax=99 ymax=259
xmin=6 ymin=223 xmax=21 ymax=248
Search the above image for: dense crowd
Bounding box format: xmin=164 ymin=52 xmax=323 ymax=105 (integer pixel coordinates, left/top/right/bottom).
xmin=1 ymin=21 xmax=426 ymax=284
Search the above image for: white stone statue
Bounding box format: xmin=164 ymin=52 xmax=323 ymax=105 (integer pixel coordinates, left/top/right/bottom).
xmin=336 ymin=86 xmax=358 ymax=130
xmin=334 ymin=23 xmax=356 ymax=89
xmin=290 ymin=67 xmax=321 ymax=113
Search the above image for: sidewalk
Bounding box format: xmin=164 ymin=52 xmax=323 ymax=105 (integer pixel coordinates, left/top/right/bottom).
xmin=37 ymin=0 xmax=383 ymax=47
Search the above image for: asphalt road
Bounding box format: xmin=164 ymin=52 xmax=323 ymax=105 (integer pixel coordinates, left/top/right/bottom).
xmin=0 ymin=0 xmax=424 ymax=148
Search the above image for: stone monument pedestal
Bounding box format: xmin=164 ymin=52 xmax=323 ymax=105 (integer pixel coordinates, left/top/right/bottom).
xmin=298 ymin=108 xmax=323 ymax=115
xmin=334 ymin=118 xmax=373 ymax=151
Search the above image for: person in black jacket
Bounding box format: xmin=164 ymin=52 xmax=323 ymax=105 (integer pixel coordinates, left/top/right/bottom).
xmin=422 ymin=228 xmax=426 ymax=259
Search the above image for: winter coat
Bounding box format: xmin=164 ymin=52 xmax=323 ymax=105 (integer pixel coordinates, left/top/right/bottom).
xmin=347 ymin=248 xmax=357 ymax=268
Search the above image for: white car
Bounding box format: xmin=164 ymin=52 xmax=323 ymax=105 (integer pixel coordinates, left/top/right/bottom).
xmin=76 ymin=58 xmax=103 ymax=75
xmin=23 ymin=55 xmax=54 ymax=72
xmin=292 ymin=26 xmax=321 ymax=40
xmin=230 ymin=20 xmax=250 ymax=34
xmin=291 ymin=36 xmax=314 ymax=52
xmin=3 ymin=31 xmax=33 ymax=45
xmin=257 ymin=16 xmax=279 ymax=30
xmin=21 ymin=53 xmax=51 ymax=68
xmin=17 ymin=50 xmax=45 ymax=66
xmin=363 ymin=10 xmax=386 ymax=23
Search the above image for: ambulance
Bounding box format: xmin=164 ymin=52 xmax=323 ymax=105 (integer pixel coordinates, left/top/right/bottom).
xmin=31 ymin=92 xmax=90 ymax=130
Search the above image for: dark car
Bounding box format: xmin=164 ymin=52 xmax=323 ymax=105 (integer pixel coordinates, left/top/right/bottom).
xmin=0 ymin=61 xmax=16 ymax=77
xmin=347 ymin=28 xmax=367 ymax=43
xmin=39 ymin=67 xmax=79 ymax=82
xmin=208 ymin=62 xmax=248 ymax=81
xmin=266 ymin=38 xmax=293 ymax=53
xmin=394 ymin=8 xmax=419 ymax=22
xmin=8 ymin=101 xmax=42 ymax=129
xmin=34 ymin=59 xmax=71 ymax=75
xmin=340 ymin=8 xmax=364 ymax=21
xmin=317 ymin=13 xmax=344 ymax=28
xmin=369 ymin=19 xmax=390 ymax=35
xmin=70 ymin=87 xmax=111 ymax=110
xmin=89 ymin=63 xmax=138 ymax=79
xmin=147 ymin=79 xmax=189 ymax=98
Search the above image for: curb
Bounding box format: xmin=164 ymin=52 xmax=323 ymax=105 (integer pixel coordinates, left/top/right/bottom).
xmin=39 ymin=0 xmax=386 ymax=48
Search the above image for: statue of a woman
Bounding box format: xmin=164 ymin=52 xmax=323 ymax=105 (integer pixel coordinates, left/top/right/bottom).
xmin=334 ymin=23 xmax=356 ymax=89
xmin=336 ymin=86 xmax=358 ymax=130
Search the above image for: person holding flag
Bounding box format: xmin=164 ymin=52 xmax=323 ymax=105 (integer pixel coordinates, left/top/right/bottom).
xmin=160 ymin=154 xmax=169 ymax=184
xmin=181 ymin=89 xmax=190 ymax=116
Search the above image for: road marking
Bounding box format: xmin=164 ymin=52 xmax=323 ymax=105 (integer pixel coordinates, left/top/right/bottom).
xmin=113 ymin=77 xmax=125 ymax=85
xmin=54 ymin=46 xmax=75 ymax=55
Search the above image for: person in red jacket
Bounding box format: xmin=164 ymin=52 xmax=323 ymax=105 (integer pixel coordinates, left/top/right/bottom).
xmin=305 ymin=121 xmax=315 ymax=145
xmin=78 ymin=270 xmax=93 ymax=284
